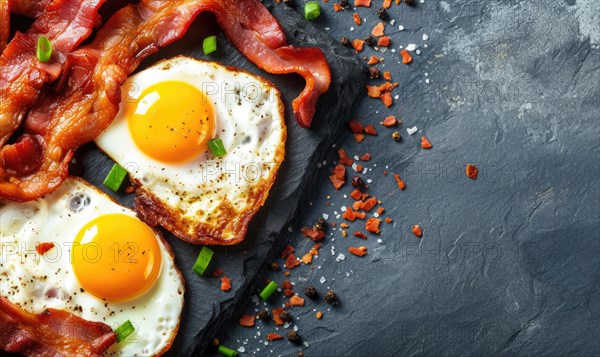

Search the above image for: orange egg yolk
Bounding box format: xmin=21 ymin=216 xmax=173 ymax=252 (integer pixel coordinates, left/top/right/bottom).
xmin=72 ymin=214 xmax=162 ymax=302
xmin=127 ymin=81 xmax=215 ymax=163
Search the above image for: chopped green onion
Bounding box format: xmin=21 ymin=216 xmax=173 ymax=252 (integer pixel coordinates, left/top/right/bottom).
xmin=203 ymin=35 xmax=218 ymax=55
xmin=193 ymin=246 xmax=214 ymax=276
xmin=304 ymin=1 xmax=321 ymax=21
xmin=115 ymin=320 xmax=135 ymax=343
xmin=36 ymin=36 xmax=52 ymax=62
xmin=208 ymin=138 xmax=227 ymax=157
xmin=103 ymin=163 xmax=128 ymax=192
xmin=259 ymin=281 xmax=279 ymax=301
xmin=217 ymin=345 xmax=238 ymax=357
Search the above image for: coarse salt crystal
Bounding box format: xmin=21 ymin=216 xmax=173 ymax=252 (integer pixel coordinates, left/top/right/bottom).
xmin=399 ymin=25 xmax=404 ymax=31
xmin=336 ymin=253 xmax=346 ymax=261
xmin=320 ymin=276 xmax=326 ymax=284
xmin=390 ymin=19 xmax=395 ymax=25
xmin=406 ymin=44 xmax=417 ymax=51
xmin=367 ymin=179 xmax=373 ymax=184
xmin=423 ymin=34 xmax=429 ymax=41
xmin=238 ymin=347 xmax=246 ymax=353
xmin=341 ymin=206 xmax=347 ymax=212
xmin=407 ymin=126 xmax=418 ymax=135
xmin=322 ymin=213 xmax=329 ymax=220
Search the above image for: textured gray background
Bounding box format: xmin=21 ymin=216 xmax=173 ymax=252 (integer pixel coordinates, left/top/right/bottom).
xmin=213 ymin=0 xmax=600 ymax=356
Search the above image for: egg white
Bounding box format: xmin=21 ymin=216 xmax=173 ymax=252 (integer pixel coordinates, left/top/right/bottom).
xmin=95 ymin=56 xmax=286 ymax=243
xmin=0 ymin=178 xmax=184 ymax=356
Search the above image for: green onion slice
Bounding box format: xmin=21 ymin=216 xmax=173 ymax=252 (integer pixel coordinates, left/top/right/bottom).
xmin=304 ymin=1 xmax=321 ymax=21
xmin=115 ymin=320 xmax=135 ymax=343
xmin=208 ymin=138 xmax=227 ymax=157
xmin=103 ymin=163 xmax=128 ymax=192
xmin=259 ymin=281 xmax=279 ymax=301
xmin=193 ymin=246 xmax=214 ymax=276
xmin=203 ymin=35 xmax=217 ymax=55
xmin=217 ymin=345 xmax=238 ymax=357
xmin=36 ymin=36 xmax=52 ymax=62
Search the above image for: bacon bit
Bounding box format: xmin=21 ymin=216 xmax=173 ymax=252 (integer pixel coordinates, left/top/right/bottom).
xmin=301 ymin=252 xmax=313 ymax=264
xmin=354 ymin=164 xmax=363 ymax=173
xmin=366 ymin=85 xmax=381 ymax=98
xmin=385 ymin=217 xmax=393 ymax=223
xmin=268 ymin=333 xmax=284 ymax=341
xmin=125 ymin=186 xmax=134 ymax=194
xmin=361 ymin=192 xmax=370 ymax=200
xmin=378 ymin=36 xmax=390 ymax=47
xmin=352 ymin=39 xmax=365 ymax=52
xmin=354 ymin=231 xmax=367 ymax=239
xmin=360 ymin=153 xmax=371 ymax=161
xmin=466 ymin=164 xmax=478 ymax=179
xmin=355 ymin=211 xmax=367 ymax=220
xmin=365 ymin=217 xmax=381 ymax=234
xmin=394 ymin=174 xmax=406 ymax=190
xmin=376 ymin=207 xmax=385 ymax=215
xmin=367 ymin=56 xmax=379 ymax=65
xmin=272 ymin=308 xmax=285 ymax=325
xmin=380 ymin=92 xmax=393 ymax=107
xmin=371 ymin=22 xmax=385 ymax=37
xmin=221 ymin=276 xmax=232 ymax=291
xmin=283 ymin=289 xmax=294 ymax=297
xmin=379 ymin=82 xmax=394 ymax=92
xmin=282 ymin=280 xmax=292 ymax=290
xmin=360 ymin=197 xmax=378 ymax=212
xmin=337 ymin=148 xmax=353 ymax=166
xmin=421 ymin=136 xmax=433 ymax=149
xmin=400 ymin=49 xmax=413 ymax=64
xmin=383 ymin=0 xmax=392 ymax=8
xmin=340 ymin=222 xmax=349 ymax=229
xmin=348 ymin=120 xmax=364 ymax=133
xmin=354 ymin=133 xmax=365 ymax=142
xmin=284 ymin=271 xmax=290 ymax=276
xmin=316 ymin=311 xmax=324 ymax=319
xmin=343 ymin=208 xmax=357 ymax=222
xmin=329 ymin=164 xmax=346 ymax=189
xmin=290 ymin=296 xmax=305 ymax=306
xmin=342 ymin=230 xmax=348 ymax=236
xmin=309 ymin=243 xmax=322 ymax=255
xmin=364 ymin=124 xmax=378 ymax=136
xmin=334 ymin=3 xmax=343 ymax=11
xmin=350 ymin=189 xmax=363 ymax=200
xmin=382 ymin=115 xmax=397 ymax=127
xmin=281 ymin=244 xmax=295 ymax=259
xmin=285 ymin=254 xmax=301 ymax=269
xmin=353 ymin=13 xmax=362 ymax=25
xmin=212 ymin=267 xmax=224 ymax=278
xmin=239 ymin=314 xmax=255 ymax=327
xmin=354 ymin=0 xmax=371 ymax=7
xmin=395 ymin=0 xmax=400 ymax=4
xmin=348 ymin=246 xmax=368 ymax=257
xmin=301 ymin=226 xmax=325 ymax=242
xmin=352 ymin=200 xmax=363 ymax=210
xmin=412 ymin=225 xmax=423 ymax=237
xmin=35 ymin=242 xmax=55 ymax=255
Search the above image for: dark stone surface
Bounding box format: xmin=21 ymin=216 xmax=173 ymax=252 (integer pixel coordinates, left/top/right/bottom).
xmin=212 ymin=0 xmax=600 ymax=356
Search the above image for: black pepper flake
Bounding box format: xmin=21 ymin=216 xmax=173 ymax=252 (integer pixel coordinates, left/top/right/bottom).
xmin=340 ymin=0 xmax=349 ymax=7
xmin=376 ymin=7 xmax=387 ymax=20
xmin=351 ymin=176 xmax=364 ymax=188
xmin=257 ymin=309 xmax=270 ymax=321
xmin=287 ymin=330 xmax=300 ymax=343
xmin=280 ymin=310 xmax=292 ymax=323
xmin=304 ymin=286 xmax=318 ymax=299
xmin=314 ymin=218 xmax=327 ymax=231
xmin=365 ymin=36 xmax=375 ymax=46
xmin=324 ymin=290 xmax=337 ymax=305
xmin=369 ymin=67 xmax=380 ymax=79
xmin=340 ymin=37 xmax=350 ymax=46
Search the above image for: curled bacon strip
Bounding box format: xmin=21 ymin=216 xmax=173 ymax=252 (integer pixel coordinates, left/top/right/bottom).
xmin=0 ymin=0 xmax=8 ymax=54
xmin=0 ymin=0 xmax=330 ymax=201
xmin=0 ymin=297 xmax=117 ymax=356
xmin=0 ymin=0 xmax=106 ymax=147
xmin=9 ymin=0 xmax=53 ymax=18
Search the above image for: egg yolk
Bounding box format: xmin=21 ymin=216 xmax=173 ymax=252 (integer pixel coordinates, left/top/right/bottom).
xmin=127 ymin=81 xmax=215 ymax=163
xmin=72 ymin=214 xmax=162 ymax=302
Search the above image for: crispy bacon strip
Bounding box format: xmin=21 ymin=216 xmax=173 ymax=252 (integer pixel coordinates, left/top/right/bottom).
xmin=0 ymin=297 xmax=116 ymax=356
xmin=0 ymin=0 xmax=106 ymax=147
xmin=9 ymin=0 xmax=53 ymax=18
xmin=0 ymin=0 xmax=330 ymax=201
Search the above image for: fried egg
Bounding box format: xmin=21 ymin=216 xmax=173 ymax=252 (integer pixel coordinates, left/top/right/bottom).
xmin=0 ymin=178 xmax=184 ymax=356
xmin=95 ymin=56 xmax=286 ymax=245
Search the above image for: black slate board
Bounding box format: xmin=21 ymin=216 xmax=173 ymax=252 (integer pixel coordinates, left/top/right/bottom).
xmin=45 ymin=3 xmax=365 ymax=357
xmin=214 ymin=0 xmax=600 ymax=356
